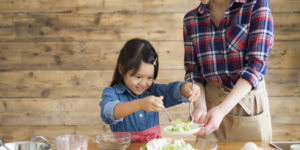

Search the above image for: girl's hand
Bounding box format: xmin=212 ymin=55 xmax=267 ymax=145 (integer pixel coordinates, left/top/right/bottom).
xmin=195 ymin=105 xmax=226 ymax=136
xmin=140 ymin=96 xmax=164 ymax=112
xmin=181 ymin=82 xmax=200 ymax=102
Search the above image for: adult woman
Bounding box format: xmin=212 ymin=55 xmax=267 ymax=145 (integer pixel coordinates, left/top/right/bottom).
xmin=184 ymin=0 xmax=273 ymax=141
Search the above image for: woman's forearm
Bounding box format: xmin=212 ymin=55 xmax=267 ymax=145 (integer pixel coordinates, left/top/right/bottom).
xmin=194 ymin=82 xmax=206 ymax=110
xmin=218 ymin=78 xmax=252 ymax=115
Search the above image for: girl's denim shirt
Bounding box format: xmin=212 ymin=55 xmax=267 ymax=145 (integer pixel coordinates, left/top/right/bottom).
xmin=100 ymin=81 xmax=189 ymax=132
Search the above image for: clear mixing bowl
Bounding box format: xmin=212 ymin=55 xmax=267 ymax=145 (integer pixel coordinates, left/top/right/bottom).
xmin=96 ymin=132 xmax=131 ymax=150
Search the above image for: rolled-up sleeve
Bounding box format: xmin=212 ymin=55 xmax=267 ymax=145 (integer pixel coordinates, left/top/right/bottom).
xmin=183 ymin=18 xmax=205 ymax=84
xmin=173 ymin=82 xmax=189 ymax=103
xmin=240 ymin=0 xmax=274 ymax=89
xmin=100 ymin=87 xmax=123 ymax=124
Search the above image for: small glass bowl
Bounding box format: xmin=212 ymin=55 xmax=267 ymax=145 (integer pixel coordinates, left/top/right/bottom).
xmin=96 ymin=132 xmax=131 ymax=150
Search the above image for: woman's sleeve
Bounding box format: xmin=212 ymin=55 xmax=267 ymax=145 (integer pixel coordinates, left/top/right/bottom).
xmin=183 ymin=15 xmax=205 ymax=84
xmin=100 ymin=87 xmax=123 ymax=124
xmin=240 ymin=0 xmax=274 ymax=89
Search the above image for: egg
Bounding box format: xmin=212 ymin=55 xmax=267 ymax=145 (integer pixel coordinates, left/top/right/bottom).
xmin=240 ymin=142 xmax=264 ymax=150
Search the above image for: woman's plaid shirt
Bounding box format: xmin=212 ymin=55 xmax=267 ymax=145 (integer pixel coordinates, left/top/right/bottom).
xmin=183 ymin=0 xmax=274 ymax=89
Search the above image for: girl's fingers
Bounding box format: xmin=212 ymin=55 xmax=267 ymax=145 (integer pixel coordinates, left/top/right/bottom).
xmin=154 ymin=97 xmax=164 ymax=109
xmin=153 ymin=101 xmax=163 ymax=108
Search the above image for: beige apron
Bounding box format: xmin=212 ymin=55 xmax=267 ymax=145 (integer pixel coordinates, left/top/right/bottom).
xmin=203 ymin=80 xmax=272 ymax=142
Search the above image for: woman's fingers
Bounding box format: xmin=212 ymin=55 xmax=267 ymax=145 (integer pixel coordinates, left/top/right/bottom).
xmin=196 ymin=107 xmax=225 ymax=136
xmin=196 ymin=116 xmax=210 ymax=136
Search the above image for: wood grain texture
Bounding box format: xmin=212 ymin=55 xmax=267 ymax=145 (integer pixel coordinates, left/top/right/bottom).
xmin=0 ymin=41 xmax=299 ymax=70
xmin=0 ymin=0 xmax=299 ymax=143
xmin=0 ymin=69 xmax=299 ymax=98
xmin=0 ymin=12 xmax=299 ymax=42
xmin=0 ymin=125 xmax=75 ymax=143
xmin=272 ymin=123 xmax=300 ymax=141
xmin=269 ymin=97 xmax=300 ymax=124
xmin=269 ymin=41 xmax=300 ymax=69
xmin=0 ymin=0 xmax=198 ymax=13
xmin=0 ymin=13 xmax=185 ymax=42
xmin=0 ymin=41 xmax=184 ymax=70
xmin=1 ymin=0 xmax=299 ymax=13
xmin=0 ymin=98 xmax=102 ymax=125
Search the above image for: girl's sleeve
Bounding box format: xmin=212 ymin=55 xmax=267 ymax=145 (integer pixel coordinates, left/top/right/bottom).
xmin=149 ymin=82 xmax=189 ymax=108
xmin=240 ymin=0 xmax=274 ymax=89
xmin=100 ymin=87 xmax=123 ymax=124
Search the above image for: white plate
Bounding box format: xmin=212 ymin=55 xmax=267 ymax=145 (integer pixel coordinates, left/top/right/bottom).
xmin=163 ymin=123 xmax=201 ymax=136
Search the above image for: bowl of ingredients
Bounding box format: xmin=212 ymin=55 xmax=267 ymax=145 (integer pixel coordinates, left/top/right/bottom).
xmin=96 ymin=132 xmax=131 ymax=150
xmin=140 ymin=138 xmax=196 ymax=150
xmin=163 ymin=119 xmax=201 ymax=136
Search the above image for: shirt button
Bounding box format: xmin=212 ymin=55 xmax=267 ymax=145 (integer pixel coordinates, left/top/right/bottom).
xmin=139 ymin=114 xmax=143 ymax=118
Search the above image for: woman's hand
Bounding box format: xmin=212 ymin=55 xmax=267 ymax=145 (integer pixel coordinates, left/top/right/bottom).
xmin=192 ymin=101 xmax=207 ymax=125
xmin=181 ymin=82 xmax=200 ymax=102
xmin=196 ymin=105 xmax=226 ymax=136
xmin=140 ymin=96 xmax=164 ymax=111
xmin=188 ymin=82 xmax=207 ymax=123
xmin=195 ymin=78 xmax=252 ymax=136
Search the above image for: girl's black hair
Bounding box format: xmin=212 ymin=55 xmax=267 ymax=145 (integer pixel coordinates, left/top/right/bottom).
xmin=111 ymin=38 xmax=159 ymax=86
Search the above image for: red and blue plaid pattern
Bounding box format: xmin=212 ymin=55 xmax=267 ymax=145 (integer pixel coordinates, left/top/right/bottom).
xmin=183 ymin=0 xmax=273 ymax=89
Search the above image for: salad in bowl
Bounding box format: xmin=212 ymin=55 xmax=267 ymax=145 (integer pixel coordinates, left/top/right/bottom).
xmin=140 ymin=138 xmax=196 ymax=150
xmin=163 ymin=119 xmax=201 ymax=136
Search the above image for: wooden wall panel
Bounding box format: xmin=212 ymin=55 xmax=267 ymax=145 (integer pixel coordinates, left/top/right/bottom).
xmin=0 ymin=69 xmax=299 ymax=98
xmin=0 ymin=13 xmax=185 ymax=42
xmin=0 ymin=0 xmax=299 ymax=142
xmin=0 ymin=0 xmax=198 ymax=13
xmin=0 ymin=13 xmax=299 ymax=42
xmin=1 ymin=0 xmax=299 ymax=13
xmin=0 ymin=70 xmax=185 ymax=98
xmin=0 ymin=70 xmax=112 ymax=98
xmin=272 ymin=124 xmax=300 ymax=141
xmin=0 ymin=41 xmax=184 ymax=70
xmin=0 ymin=98 xmax=101 ymax=125
xmin=0 ymin=0 xmax=83 ymax=13
xmin=269 ymin=97 xmax=300 ymax=124
xmin=0 ymin=126 xmax=75 ymax=142
xmin=0 ymin=41 xmax=299 ymax=70
xmin=269 ymin=41 xmax=300 ymax=69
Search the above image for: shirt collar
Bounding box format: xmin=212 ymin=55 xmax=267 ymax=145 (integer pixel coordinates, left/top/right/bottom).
xmin=114 ymin=83 xmax=130 ymax=94
xmin=197 ymin=0 xmax=247 ymax=15
xmin=113 ymin=83 xmax=152 ymax=97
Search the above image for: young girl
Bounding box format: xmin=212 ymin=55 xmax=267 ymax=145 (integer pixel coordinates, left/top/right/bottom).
xmin=100 ymin=38 xmax=199 ymax=142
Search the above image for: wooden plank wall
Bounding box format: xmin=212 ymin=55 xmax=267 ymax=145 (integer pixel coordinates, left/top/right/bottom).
xmin=0 ymin=0 xmax=300 ymax=143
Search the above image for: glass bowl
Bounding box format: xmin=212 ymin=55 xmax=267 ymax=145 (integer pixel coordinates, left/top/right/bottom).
xmin=96 ymin=132 xmax=131 ymax=150
xmin=56 ymin=134 xmax=89 ymax=150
